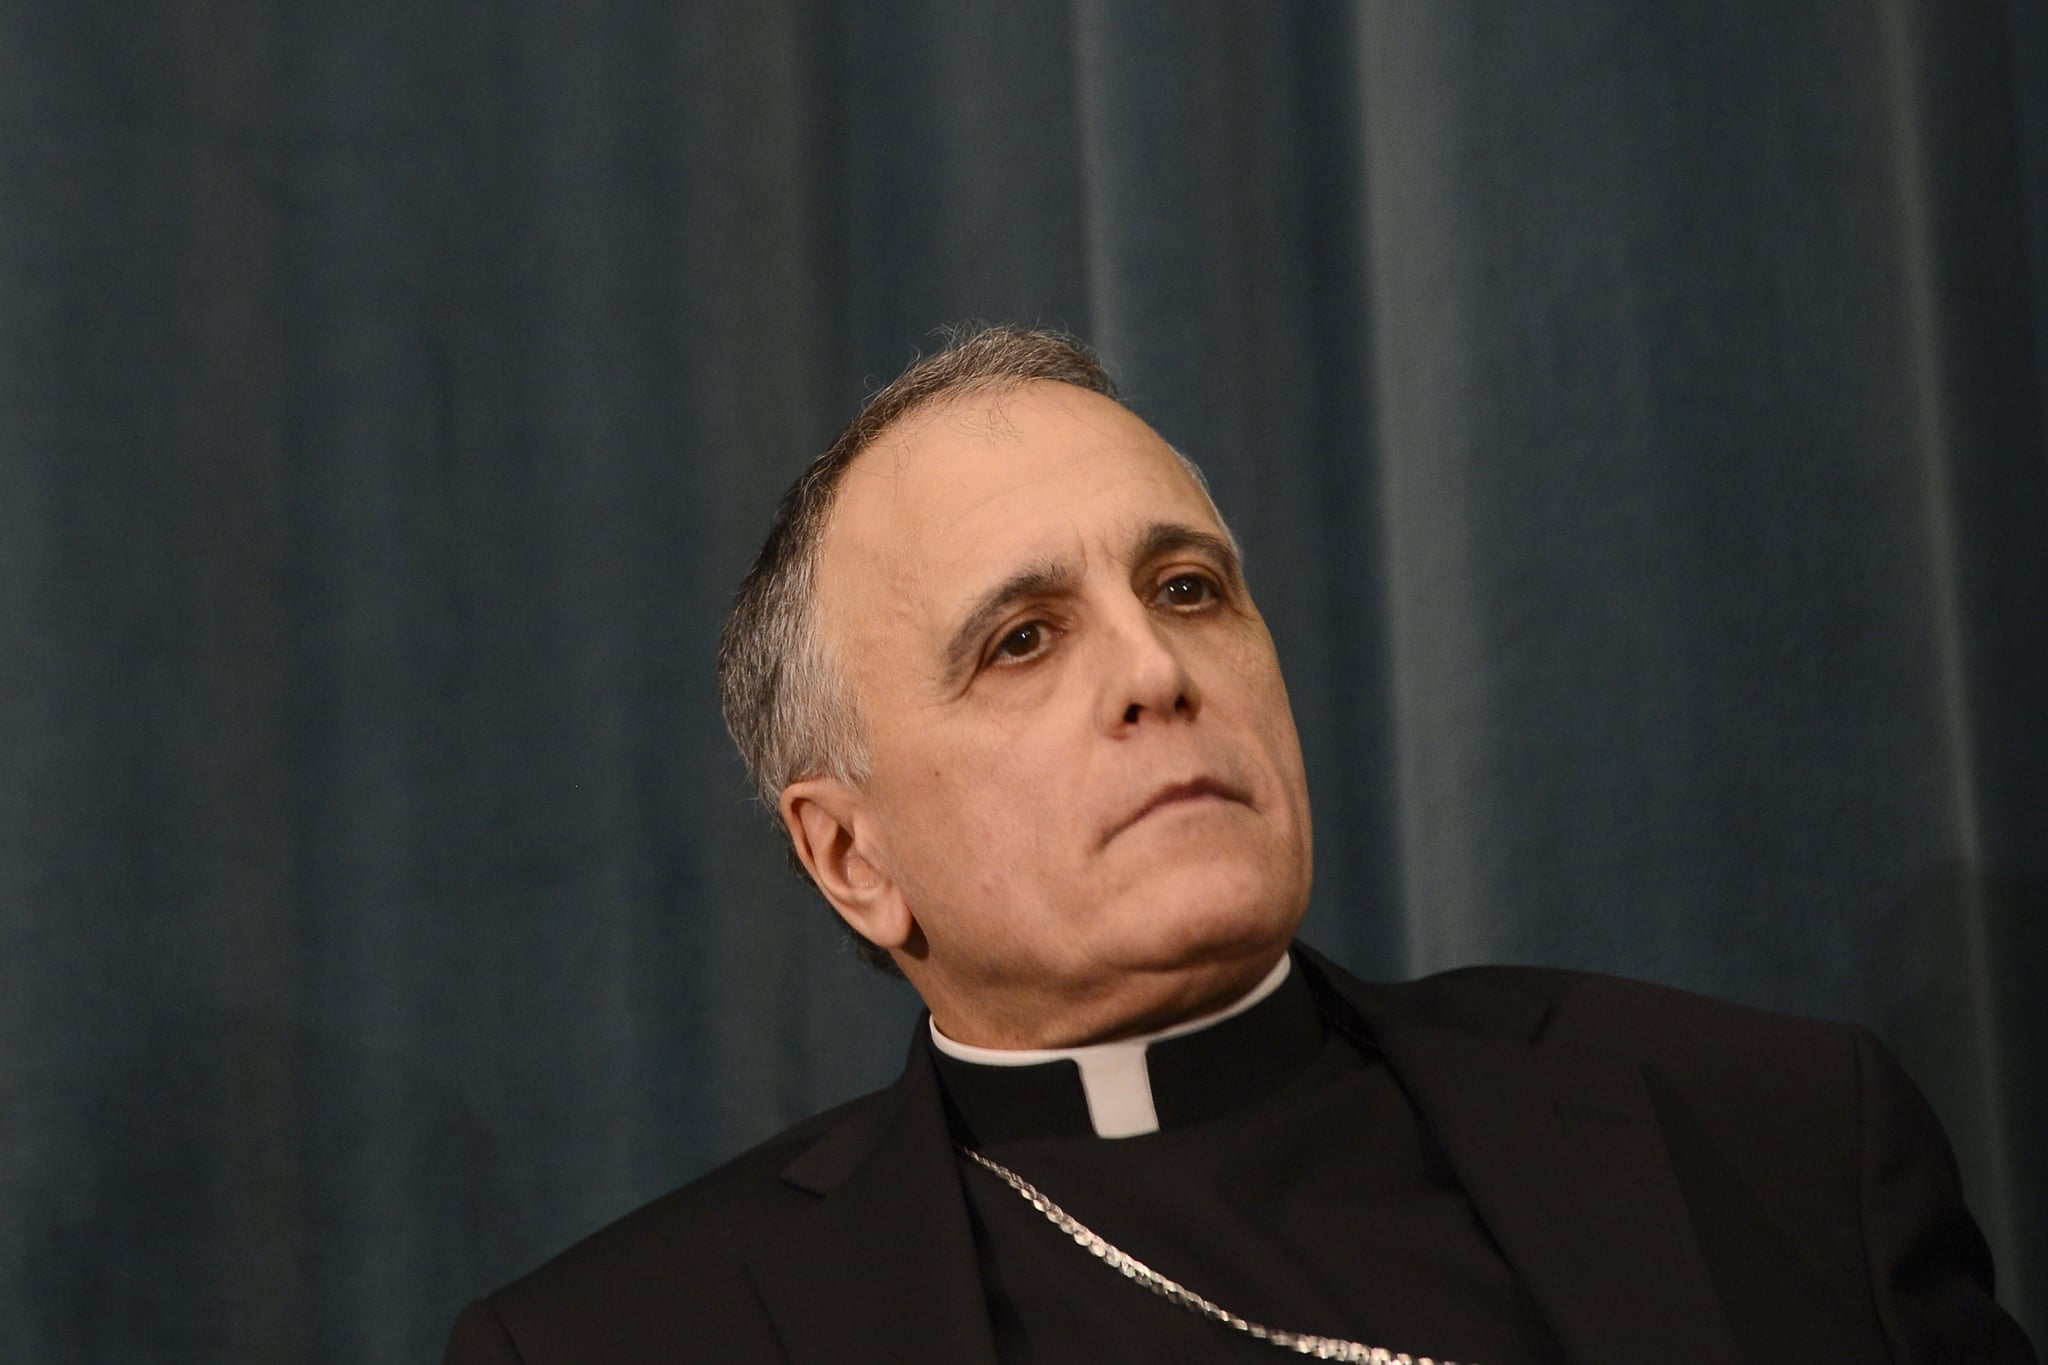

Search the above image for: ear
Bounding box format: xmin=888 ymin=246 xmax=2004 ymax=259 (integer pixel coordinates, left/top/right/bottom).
xmin=779 ymin=777 xmax=916 ymax=954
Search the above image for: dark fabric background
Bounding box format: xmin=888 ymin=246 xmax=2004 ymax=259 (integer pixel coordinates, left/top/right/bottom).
xmin=2 ymin=2 xmax=2043 ymax=1359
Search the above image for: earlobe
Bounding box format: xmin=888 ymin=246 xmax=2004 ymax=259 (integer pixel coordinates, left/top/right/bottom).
xmin=779 ymin=779 xmax=916 ymax=953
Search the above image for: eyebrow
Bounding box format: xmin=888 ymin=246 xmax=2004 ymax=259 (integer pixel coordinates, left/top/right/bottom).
xmin=940 ymin=558 xmax=1080 ymax=686
xmin=1131 ymin=522 xmax=1245 ymax=592
xmin=937 ymin=520 xmax=1245 ymax=686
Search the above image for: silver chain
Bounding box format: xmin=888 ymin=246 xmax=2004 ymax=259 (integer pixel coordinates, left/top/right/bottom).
xmin=961 ymin=1147 xmax=1476 ymax=1365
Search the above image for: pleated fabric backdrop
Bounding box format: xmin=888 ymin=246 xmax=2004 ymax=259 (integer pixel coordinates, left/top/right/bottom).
xmin=2 ymin=2 xmax=2043 ymax=1358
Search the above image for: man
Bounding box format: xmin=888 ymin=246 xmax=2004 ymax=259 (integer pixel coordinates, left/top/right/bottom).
xmin=445 ymin=327 xmax=2034 ymax=1364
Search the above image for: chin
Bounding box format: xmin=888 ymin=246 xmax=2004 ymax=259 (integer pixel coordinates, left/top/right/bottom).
xmin=1110 ymin=859 xmax=1305 ymax=974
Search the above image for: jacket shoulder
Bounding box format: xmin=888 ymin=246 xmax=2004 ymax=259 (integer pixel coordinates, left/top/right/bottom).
xmin=457 ymin=1086 xmax=894 ymax=1364
xmin=1405 ymin=964 xmax=1872 ymax=1214
xmin=1352 ymin=960 xmax=1868 ymax=1152
xmin=1405 ymin=964 xmax=2030 ymax=1360
xmin=1409 ymin=961 xmax=1853 ymax=1061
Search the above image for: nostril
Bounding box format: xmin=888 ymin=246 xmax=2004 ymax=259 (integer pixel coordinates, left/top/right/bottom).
xmin=1124 ymin=703 xmax=1142 ymax=724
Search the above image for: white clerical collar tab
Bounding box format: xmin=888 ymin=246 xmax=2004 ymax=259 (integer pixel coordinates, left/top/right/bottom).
xmin=929 ymin=954 xmax=1293 ymax=1139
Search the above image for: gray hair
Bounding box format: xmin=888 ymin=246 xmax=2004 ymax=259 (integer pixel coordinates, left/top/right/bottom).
xmin=716 ymin=324 xmax=1120 ymax=971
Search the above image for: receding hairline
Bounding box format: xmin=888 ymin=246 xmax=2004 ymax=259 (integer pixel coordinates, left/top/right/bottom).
xmin=840 ymin=372 xmax=1129 ymax=467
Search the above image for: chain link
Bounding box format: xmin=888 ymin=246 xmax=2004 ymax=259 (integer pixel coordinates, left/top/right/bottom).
xmin=961 ymin=1147 xmax=1476 ymax=1365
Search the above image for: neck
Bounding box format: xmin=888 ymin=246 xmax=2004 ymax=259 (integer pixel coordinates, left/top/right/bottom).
xmin=922 ymin=947 xmax=1290 ymax=1050
xmin=932 ymin=952 xmax=1293 ymax=1061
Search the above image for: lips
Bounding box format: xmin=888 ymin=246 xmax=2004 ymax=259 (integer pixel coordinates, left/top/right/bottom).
xmin=1106 ymin=776 xmax=1249 ymax=844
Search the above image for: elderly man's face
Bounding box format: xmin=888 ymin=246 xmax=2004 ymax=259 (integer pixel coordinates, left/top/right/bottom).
xmin=785 ymin=381 xmax=1312 ymax=1047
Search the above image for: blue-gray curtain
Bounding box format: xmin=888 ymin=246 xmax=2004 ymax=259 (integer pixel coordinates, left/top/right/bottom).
xmin=3 ymin=2 xmax=2043 ymax=1359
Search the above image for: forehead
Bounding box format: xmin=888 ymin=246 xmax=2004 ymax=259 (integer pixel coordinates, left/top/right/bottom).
xmin=818 ymin=381 xmax=1220 ymax=626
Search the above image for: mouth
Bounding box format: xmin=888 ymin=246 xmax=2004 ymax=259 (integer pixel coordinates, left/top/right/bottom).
xmin=1106 ymin=777 xmax=1249 ymax=845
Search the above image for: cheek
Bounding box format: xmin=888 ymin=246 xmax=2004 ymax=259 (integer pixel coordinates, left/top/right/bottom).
xmin=1226 ymin=649 xmax=1311 ymax=820
xmin=873 ymin=741 xmax=1074 ymax=896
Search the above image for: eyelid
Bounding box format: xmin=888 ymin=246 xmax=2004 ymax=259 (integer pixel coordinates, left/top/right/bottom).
xmin=974 ymin=565 xmax=1222 ymax=678
xmin=1152 ymin=565 xmax=1226 ymax=602
xmin=981 ymin=613 xmax=1060 ymax=669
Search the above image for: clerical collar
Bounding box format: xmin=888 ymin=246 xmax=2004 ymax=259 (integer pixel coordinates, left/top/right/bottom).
xmin=928 ymin=952 xmax=1329 ymax=1142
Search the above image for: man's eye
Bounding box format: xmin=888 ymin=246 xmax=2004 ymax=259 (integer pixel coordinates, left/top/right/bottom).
xmin=992 ymin=621 xmax=1047 ymax=661
xmin=1157 ymin=574 xmax=1216 ymax=608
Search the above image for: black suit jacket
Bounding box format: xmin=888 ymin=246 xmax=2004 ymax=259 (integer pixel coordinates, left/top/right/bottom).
xmin=444 ymin=948 xmax=2034 ymax=1364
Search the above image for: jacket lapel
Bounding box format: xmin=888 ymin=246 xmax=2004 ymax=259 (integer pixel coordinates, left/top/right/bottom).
xmin=1377 ymin=1020 xmax=1744 ymax=1365
xmin=1306 ymin=958 xmax=1743 ymax=1365
xmin=744 ymin=1040 xmax=999 ymax=1365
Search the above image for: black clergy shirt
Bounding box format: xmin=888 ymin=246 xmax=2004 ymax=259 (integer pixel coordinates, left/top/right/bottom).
xmin=929 ymin=952 xmax=1571 ymax=1365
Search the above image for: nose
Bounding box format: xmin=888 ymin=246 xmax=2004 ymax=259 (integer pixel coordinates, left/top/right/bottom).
xmin=1100 ymin=600 xmax=1199 ymax=732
